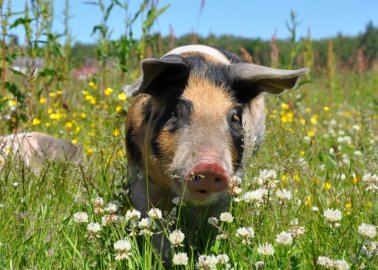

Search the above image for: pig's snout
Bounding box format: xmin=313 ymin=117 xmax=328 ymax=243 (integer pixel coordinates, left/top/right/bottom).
xmin=184 ymin=160 xmax=229 ymax=201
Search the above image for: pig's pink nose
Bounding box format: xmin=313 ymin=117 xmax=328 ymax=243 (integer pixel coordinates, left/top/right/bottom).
xmin=185 ymin=162 xmax=229 ymax=196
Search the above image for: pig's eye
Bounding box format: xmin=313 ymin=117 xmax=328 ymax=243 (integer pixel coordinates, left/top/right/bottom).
xmin=228 ymin=107 xmax=243 ymax=132
xmin=166 ymin=110 xmax=178 ymax=129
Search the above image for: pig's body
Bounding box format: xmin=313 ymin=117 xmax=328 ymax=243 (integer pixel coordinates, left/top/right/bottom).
xmin=0 ymin=132 xmax=81 ymax=171
xmin=125 ymin=45 xmax=308 ymax=257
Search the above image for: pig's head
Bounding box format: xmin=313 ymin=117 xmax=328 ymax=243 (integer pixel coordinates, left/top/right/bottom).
xmin=128 ymin=49 xmax=308 ymax=206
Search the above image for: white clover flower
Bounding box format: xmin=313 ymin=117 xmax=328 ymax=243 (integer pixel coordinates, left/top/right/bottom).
xmin=276 ymin=189 xmax=292 ymax=202
xmin=276 ymin=231 xmax=293 ymax=245
xmin=257 ymin=242 xmax=274 ymax=256
xmin=114 ymin=239 xmax=132 ymax=261
xmin=216 ymin=254 xmax=229 ymax=264
xmin=208 ymin=217 xmax=218 ymax=226
xmin=148 ymin=208 xmax=162 ymax=220
xmin=105 ymin=202 xmax=117 ymax=213
xmin=219 ymin=212 xmax=234 ymax=223
xmin=255 ymin=261 xmax=265 ymax=268
xmin=216 ymin=233 xmax=229 ymax=240
xmin=87 ymin=222 xmax=101 ymax=233
xmin=138 ymin=217 xmax=153 ymax=236
xmin=312 ymin=206 xmax=319 ymax=212
xmin=362 ymin=173 xmax=378 ymax=192
xmin=169 ymin=229 xmax=185 ymax=247
xmin=172 ymin=252 xmax=188 ymax=266
xmin=358 ymin=223 xmax=377 ymax=238
xmin=73 ymin=212 xmax=88 ymax=224
xmin=256 ymin=169 xmax=278 ymax=189
xmin=317 ymin=256 xmax=332 ymax=267
xmin=236 ymin=226 xmax=255 ymax=244
xmin=242 ymin=188 xmax=267 ymax=205
xmin=228 ymin=175 xmax=243 ymax=195
xmin=324 ymin=208 xmax=342 ymax=223
xmin=125 ymin=209 xmax=141 ymax=223
xmin=93 ymin=197 xmax=104 ymax=214
xmin=354 ymin=150 xmax=362 ymax=157
xmin=196 ymin=254 xmax=218 ymax=270
xmin=352 ymin=124 xmax=360 ymax=131
xmin=101 ymin=213 xmax=118 ymax=225
xmin=331 ymin=259 xmax=350 ymax=270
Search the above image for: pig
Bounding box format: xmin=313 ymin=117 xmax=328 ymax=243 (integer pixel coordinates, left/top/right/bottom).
xmin=125 ymin=44 xmax=308 ymax=256
xmin=0 ymin=132 xmax=81 ymax=172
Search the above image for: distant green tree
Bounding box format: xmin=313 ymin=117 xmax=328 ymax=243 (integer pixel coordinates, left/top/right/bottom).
xmin=360 ymin=21 xmax=378 ymax=66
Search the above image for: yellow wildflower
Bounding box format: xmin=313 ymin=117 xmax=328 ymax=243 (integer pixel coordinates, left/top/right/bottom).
xmin=293 ymin=174 xmax=300 ymax=182
xmin=116 ymin=105 xmax=123 ymax=113
xmin=65 ymin=122 xmax=73 ymax=130
xmin=45 ymin=123 xmax=51 ymax=127
xmin=39 ymin=97 xmax=47 ymax=104
xmin=307 ymin=131 xmax=315 ymax=137
xmin=310 ymin=115 xmax=318 ymax=125
xmin=104 ymin=87 xmax=113 ymax=96
xmin=324 ymin=182 xmax=332 ymax=190
xmin=281 ymin=174 xmax=288 ymax=183
xmin=82 ymin=90 xmax=89 ymax=96
xmin=32 ymin=118 xmax=41 ymax=125
xmin=305 ymin=196 xmax=312 ymax=207
xmin=80 ymin=113 xmax=86 ymax=119
xmin=323 ymin=106 xmax=330 ymax=112
xmin=56 ymin=90 xmax=63 ymax=96
xmin=89 ymin=82 xmax=97 ymax=90
xmin=118 ymin=92 xmax=127 ymax=102
xmin=345 ymin=203 xmax=352 ymax=209
xmin=72 ymin=138 xmax=78 ymax=145
xmin=86 ymin=148 xmax=94 ymax=157
xmin=49 ymin=92 xmax=57 ymax=98
xmin=8 ymin=100 xmax=17 ymax=107
xmin=112 ymin=128 xmax=121 ymax=137
xmin=281 ymin=103 xmax=289 ymax=110
xmin=352 ymin=176 xmax=359 ymax=185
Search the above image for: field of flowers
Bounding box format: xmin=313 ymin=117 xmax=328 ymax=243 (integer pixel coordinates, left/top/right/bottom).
xmin=0 ymin=68 xmax=377 ymax=269
xmin=0 ymin=1 xmax=377 ymax=269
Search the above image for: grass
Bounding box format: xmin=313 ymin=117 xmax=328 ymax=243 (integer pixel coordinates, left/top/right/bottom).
xmin=0 ymin=67 xmax=377 ymax=269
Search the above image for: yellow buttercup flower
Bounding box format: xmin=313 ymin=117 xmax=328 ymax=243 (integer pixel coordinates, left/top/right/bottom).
xmin=39 ymin=97 xmax=47 ymax=104
xmin=112 ymin=128 xmax=121 ymax=137
xmin=104 ymin=87 xmax=113 ymax=96
xmin=118 ymin=92 xmax=127 ymax=102
xmin=116 ymin=105 xmax=123 ymax=113
xmin=324 ymin=182 xmax=332 ymax=190
xmin=32 ymin=118 xmax=41 ymax=125
xmin=89 ymin=82 xmax=97 ymax=90
xmin=86 ymin=148 xmax=94 ymax=157
xmin=323 ymin=106 xmax=330 ymax=112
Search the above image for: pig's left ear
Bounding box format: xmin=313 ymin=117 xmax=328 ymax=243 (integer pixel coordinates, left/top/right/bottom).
xmin=230 ymin=63 xmax=309 ymax=102
xmin=125 ymin=55 xmax=189 ymax=97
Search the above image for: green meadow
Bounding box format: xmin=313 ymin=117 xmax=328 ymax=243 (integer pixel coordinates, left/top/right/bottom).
xmin=0 ymin=1 xmax=377 ymax=269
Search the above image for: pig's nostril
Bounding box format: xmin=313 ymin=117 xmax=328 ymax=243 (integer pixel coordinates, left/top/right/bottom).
xmin=198 ymin=190 xmax=207 ymax=194
xmin=214 ymin=177 xmax=221 ymax=183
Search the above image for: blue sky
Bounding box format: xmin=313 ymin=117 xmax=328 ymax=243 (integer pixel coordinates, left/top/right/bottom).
xmin=10 ymin=0 xmax=378 ymax=44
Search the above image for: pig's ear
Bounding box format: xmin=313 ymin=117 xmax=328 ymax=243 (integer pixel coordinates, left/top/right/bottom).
xmin=125 ymin=55 xmax=189 ymax=97
xmin=230 ymin=63 xmax=309 ymax=102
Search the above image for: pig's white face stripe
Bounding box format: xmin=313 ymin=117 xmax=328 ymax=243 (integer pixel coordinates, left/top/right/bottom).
xmin=164 ymin=45 xmax=230 ymax=65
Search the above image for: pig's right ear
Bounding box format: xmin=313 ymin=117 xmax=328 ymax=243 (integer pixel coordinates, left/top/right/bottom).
xmin=125 ymin=55 xmax=189 ymax=97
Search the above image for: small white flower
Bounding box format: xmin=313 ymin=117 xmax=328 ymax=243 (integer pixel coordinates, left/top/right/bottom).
xmin=312 ymin=206 xmax=319 ymax=212
xmin=257 ymin=242 xmax=274 ymax=256
xmin=276 ymin=231 xmax=293 ymax=245
xmin=87 ymin=222 xmax=101 ymax=233
xmin=255 ymin=169 xmax=278 ymax=189
xmin=172 ymin=252 xmax=188 ymax=266
xmin=358 ymin=223 xmax=377 ymax=238
xmin=105 ymin=202 xmax=117 ymax=213
xmin=169 ymin=229 xmax=185 ymax=247
xmin=317 ymin=256 xmax=332 ymax=267
xmin=332 ymin=259 xmax=350 ymax=270
xmin=125 ymin=209 xmax=141 ymax=223
xmin=324 ymin=208 xmax=342 ymax=223
xmin=236 ymin=227 xmax=255 ymax=244
xmin=352 ymin=124 xmax=360 ymax=131
xmin=196 ymin=254 xmax=218 ymax=270
xmin=73 ymin=212 xmax=88 ymax=224
xmin=216 ymin=233 xmax=229 ymax=240
xmin=219 ymin=212 xmax=234 ymax=223
xmin=228 ymin=175 xmax=243 ymax=195
xmin=114 ymin=239 xmax=132 ymax=261
xmin=216 ymin=254 xmax=229 ymax=264
xmin=276 ymin=189 xmax=292 ymax=202
xmin=138 ymin=217 xmax=153 ymax=236
xmin=87 ymin=222 xmax=101 ymax=238
xmin=242 ymin=188 xmax=267 ymax=205
xmin=255 ymin=261 xmax=265 ymax=268
xmin=354 ymin=150 xmax=362 ymax=157
xmin=362 ymin=173 xmax=378 ymax=192
xmin=208 ymin=217 xmax=218 ymax=226
xmin=93 ymin=197 xmax=104 ymax=214
xmin=148 ymin=208 xmax=162 ymax=220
